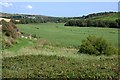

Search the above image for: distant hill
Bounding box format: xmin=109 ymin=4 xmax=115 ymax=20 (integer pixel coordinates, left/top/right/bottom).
xmin=82 ymin=12 xmax=118 ymax=21
xmin=0 ymin=12 xmax=119 ymax=24
xmin=0 ymin=12 xmax=69 ymax=23
xmin=64 ymin=12 xmax=119 ymax=28
xmin=0 ymin=12 xmax=49 ymax=19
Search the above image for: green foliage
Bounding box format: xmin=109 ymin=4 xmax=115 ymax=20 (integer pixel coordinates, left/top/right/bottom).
xmin=116 ymin=19 xmax=120 ymax=27
xmin=64 ymin=20 xmax=119 ymax=28
xmin=13 ymin=16 xmax=69 ymax=24
xmin=2 ymin=54 xmax=119 ymax=78
xmin=78 ymin=36 xmax=117 ymax=55
xmin=64 ymin=12 xmax=119 ymax=28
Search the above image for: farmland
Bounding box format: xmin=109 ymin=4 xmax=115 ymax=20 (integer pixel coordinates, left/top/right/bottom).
xmin=17 ymin=23 xmax=118 ymax=48
xmin=2 ymin=23 xmax=119 ymax=78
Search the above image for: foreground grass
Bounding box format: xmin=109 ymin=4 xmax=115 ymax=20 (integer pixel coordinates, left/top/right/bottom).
xmin=2 ymin=44 xmax=119 ymax=79
xmin=2 ymin=53 xmax=119 ymax=78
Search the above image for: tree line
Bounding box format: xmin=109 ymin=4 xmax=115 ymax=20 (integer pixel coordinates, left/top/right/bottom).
xmin=64 ymin=19 xmax=120 ymax=28
xmin=10 ymin=17 xmax=70 ymax=24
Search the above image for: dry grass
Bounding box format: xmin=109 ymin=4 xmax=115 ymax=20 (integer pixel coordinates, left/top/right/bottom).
xmin=2 ymin=45 xmax=77 ymax=58
xmin=0 ymin=18 xmax=11 ymax=22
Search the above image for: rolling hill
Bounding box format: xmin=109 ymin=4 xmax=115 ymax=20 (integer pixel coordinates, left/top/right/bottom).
xmin=1 ymin=12 xmax=118 ymax=22
xmin=86 ymin=12 xmax=118 ymax=21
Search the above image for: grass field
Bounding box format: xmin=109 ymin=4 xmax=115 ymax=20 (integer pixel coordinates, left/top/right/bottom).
xmin=2 ymin=23 xmax=119 ymax=78
xmin=16 ymin=23 xmax=119 ymax=48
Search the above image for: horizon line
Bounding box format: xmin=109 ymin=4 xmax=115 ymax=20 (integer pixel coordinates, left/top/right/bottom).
xmin=0 ymin=11 xmax=118 ymax=17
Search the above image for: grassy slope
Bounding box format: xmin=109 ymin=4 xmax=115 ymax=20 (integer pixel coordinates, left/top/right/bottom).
xmin=88 ymin=13 xmax=118 ymax=21
xmin=17 ymin=23 xmax=118 ymax=48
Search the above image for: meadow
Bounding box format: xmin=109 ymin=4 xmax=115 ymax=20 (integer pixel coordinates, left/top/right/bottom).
xmin=17 ymin=23 xmax=118 ymax=48
xmin=2 ymin=23 xmax=119 ymax=78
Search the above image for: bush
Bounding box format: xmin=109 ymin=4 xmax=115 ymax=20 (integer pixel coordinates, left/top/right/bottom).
xmin=1 ymin=21 xmax=20 ymax=49
xmin=78 ymin=36 xmax=117 ymax=56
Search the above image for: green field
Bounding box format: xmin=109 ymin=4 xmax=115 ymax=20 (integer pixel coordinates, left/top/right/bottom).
xmin=2 ymin=23 xmax=119 ymax=78
xmin=17 ymin=23 xmax=118 ymax=48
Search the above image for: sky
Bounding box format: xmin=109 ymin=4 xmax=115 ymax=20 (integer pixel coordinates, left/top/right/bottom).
xmin=0 ymin=2 xmax=119 ymax=17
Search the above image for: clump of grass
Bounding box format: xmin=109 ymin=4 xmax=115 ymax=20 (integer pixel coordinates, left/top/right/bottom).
xmin=33 ymin=38 xmax=49 ymax=49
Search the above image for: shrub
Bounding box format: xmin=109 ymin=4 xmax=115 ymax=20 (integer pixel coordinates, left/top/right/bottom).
xmin=78 ymin=36 xmax=117 ymax=56
xmin=2 ymin=21 xmax=20 ymax=49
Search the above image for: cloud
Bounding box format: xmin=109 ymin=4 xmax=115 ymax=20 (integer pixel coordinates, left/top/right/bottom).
xmin=0 ymin=2 xmax=13 ymax=7
xmin=26 ymin=5 xmax=33 ymax=9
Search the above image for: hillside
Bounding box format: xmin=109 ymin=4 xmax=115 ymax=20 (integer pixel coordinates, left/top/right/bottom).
xmin=86 ymin=12 xmax=118 ymax=21
xmin=0 ymin=12 xmax=47 ymax=18
xmin=0 ymin=12 xmax=119 ymax=24
xmin=64 ymin=12 xmax=119 ymax=28
xmin=0 ymin=12 xmax=69 ymax=23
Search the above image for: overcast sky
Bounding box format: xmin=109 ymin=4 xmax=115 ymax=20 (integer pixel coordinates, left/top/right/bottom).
xmin=0 ymin=2 xmax=118 ymax=17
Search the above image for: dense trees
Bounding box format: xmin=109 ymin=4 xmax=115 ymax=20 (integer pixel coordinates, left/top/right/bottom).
xmin=64 ymin=19 xmax=120 ymax=28
xmin=14 ymin=17 xmax=69 ymax=24
xmin=19 ymin=18 xmax=38 ymax=24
